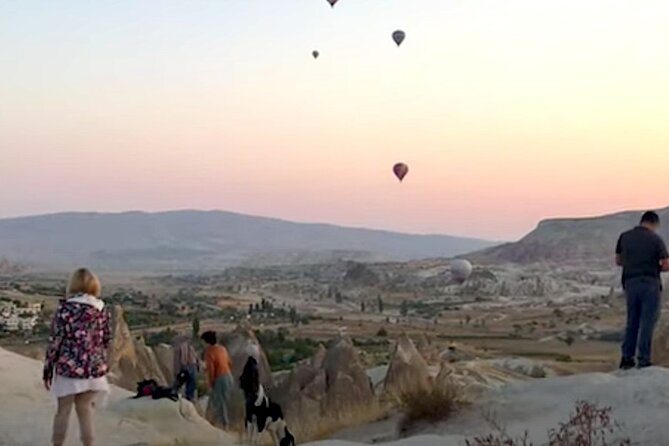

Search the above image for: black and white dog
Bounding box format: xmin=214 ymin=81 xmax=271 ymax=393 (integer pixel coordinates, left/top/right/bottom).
xmin=245 ymin=385 xmax=295 ymax=446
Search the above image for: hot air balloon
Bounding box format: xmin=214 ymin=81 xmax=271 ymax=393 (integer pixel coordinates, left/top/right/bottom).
xmin=326 ymin=0 xmax=339 ymax=8
xmin=392 ymin=30 xmax=405 ymax=47
xmin=312 ymin=50 xmax=319 ymax=59
xmin=451 ymin=259 xmax=473 ymax=283
xmin=393 ymin=163 xmax=409 ymax=182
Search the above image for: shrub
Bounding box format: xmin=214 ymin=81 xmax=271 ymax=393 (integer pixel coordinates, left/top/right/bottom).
xmin=466 ymin=401 xmax=631 ymax=446
xmin=144 ymin=328 xmax=179 ymax=347
xmin=292 ymin=400 xmax=389 ymax=443
xmin=548 ymin=401 xmax=631 ymax=446
xmin=399 ymin=382 xmax=462 ymax=432
xmin=255 ymin=328 xmax=319 ymax=371
xmin=377 ymin=327 xmax=388 ymax=337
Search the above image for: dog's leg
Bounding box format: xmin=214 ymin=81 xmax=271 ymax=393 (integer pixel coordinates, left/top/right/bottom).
xmin=245 ymin=420 xmax=256 ymax=446
xmin=269 ymin=428 xmax=278 ymax=446
xmin=264 ymin=419 xmax=276 ymax=446
xmin=252 ymin=420 xmax=260 ymax=446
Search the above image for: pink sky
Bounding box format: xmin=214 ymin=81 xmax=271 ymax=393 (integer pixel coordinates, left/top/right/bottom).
xmin=1 ymin=0 xmax=668 ymax=240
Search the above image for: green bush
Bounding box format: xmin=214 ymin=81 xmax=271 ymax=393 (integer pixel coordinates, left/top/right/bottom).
xmin=145 ymin=328 xmax=179 ymax=347
xmin=255 ymin=328 xmax=319 ymax=371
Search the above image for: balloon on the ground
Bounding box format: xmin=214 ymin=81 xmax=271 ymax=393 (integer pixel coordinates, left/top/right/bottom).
xmin=451 ymin=259 xmax=473 ymax=283
xmin=312 ymin=50 xmax=319 ymax=59
xmin=326 ymin=0 xmax=339 ymax=7
xmin=393 ymin=163 xmax=409 ymax=182
xmin=392 ymin=30 xmax=406 ymax=47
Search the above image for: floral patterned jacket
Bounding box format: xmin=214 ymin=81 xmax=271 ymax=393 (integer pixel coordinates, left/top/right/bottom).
xmin=43 ymin=296 xmax=111 ymax=381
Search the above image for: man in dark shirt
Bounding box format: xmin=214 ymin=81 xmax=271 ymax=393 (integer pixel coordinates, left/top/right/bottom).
xmin=615 ymin=211 xmax=669 ymax=369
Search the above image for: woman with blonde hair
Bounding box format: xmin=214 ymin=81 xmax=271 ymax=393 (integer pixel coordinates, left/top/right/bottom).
xmin=43 ymin=268 xmax=111 ymax=446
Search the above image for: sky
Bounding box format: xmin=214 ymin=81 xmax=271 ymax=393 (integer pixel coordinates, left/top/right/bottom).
xmin=1 ymin=0 xmax=669 ymax=240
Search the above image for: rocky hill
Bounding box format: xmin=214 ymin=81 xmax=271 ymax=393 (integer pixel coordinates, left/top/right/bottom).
xmin=0 ymin=210 xmax=497 ymax=271
xmin=469 ymin=206 xmax=669 ymax=265
xmin=0 ymin=347 xmax=228 ymax=446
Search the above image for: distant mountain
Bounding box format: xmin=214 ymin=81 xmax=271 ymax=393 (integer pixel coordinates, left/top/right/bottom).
xmin=0 ymin=210 xmax=497 ymax=271
xmin=469 ymin=206 xmax=669 ymax=265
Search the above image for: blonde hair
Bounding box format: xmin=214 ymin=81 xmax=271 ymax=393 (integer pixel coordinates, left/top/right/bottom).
xmin=67 ymin=268 xmax=101 ymax=297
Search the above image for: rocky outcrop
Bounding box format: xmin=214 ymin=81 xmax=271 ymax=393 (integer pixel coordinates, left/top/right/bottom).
xmin=384 ymin=335 xmax=431 ymax=400
xmin=108 ymin=397 xmax=229 ymax=445
xmin=314 ymin=367 xmax=669 ymax=446
xmin=272 ymin=338 xmax=374 ymax=424
xmin=154 ymin=343 xmax=176 ymax=383
xmin=415 ymin=334 xmax=439 ymax=363
xmin=323 ymin=337 xmax=375 ymax=412
xmin=486 ymin=358 xmax=554 ymax=379
xmin=0 ymin=347 xmax=229 ymax=446
xmin=440 ymin=344 xmax=479 ymax=363
xmin=469 ymin=206 xmax=669 ymax=265
xmin=108 ymin=305 xmax=167 ymax=390
xmin=226 ymin=322 xmax=272 ymax=387
xmin=454 ymin=274 xmax=567 ymax=297
xmin=435 ymin=360 xmax=529 ymax=399
xmin=343 ymin=261 xmax=380 ymax=287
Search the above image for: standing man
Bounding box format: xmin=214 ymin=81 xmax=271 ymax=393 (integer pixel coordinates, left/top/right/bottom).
xmin=616 ymin=211 xmax=669 ymax=369
xmin=173 ymin=336 xmax=199 ymax=401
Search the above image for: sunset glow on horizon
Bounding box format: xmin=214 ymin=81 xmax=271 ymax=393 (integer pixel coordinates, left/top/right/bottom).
xmin=2 ymin=0 xmax=669 ymax=240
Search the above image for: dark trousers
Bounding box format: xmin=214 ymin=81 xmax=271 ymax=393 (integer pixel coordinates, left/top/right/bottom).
xmin=177 ymin=365 xmax=197 ymax=401
xmin=245 ymin=393 xmax=255 ymax=425
xmin=622 ymin=277 xmax=661 ymax=365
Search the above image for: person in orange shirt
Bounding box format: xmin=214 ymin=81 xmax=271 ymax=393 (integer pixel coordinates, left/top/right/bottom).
xmin=201 ymin=331 xmax=233 ymax=429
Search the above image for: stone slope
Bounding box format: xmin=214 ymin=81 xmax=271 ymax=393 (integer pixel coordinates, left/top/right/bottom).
xmin=0 ymin=347 xmax=229 ymax=446
xmin=470 ymin=206 xmax=669 ymax=265
xmin=309 ymin=367 xmax=669 ymax=446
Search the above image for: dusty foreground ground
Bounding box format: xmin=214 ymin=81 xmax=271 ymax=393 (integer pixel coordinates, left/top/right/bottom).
xmin=0 ymin=348 xmax=229 ymax=446
xmin=314 ymin=367 xmax=669 ymax=446
xmin=5 ymin=330 xmax=669 ymax=446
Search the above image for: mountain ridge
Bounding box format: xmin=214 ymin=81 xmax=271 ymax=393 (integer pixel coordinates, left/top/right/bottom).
xmin=469 ymin=205 xmax=669 ymax=265
xmin=0 ymin=210 xmax=497 ymax=271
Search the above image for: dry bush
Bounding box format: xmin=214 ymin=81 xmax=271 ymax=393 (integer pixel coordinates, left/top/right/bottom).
xmin=547 ymin=401 xmax=631 ymax=446
xmin=466 ymin=401 xmax=632 ymax=446
xmin=399 ymin=381 xmax=463 ymax=432
xmin=290 ymin=400 xmax=391 ymax=443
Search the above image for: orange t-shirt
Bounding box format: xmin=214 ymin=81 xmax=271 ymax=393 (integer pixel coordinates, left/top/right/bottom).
xmin=204 ymin=344 xmax=232 ymax=386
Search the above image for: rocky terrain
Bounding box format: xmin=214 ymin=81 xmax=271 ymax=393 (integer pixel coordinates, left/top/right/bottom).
xmin=470 ymin=206 xmax=669 ymax=265
xmin=3 ymin=206 xmax=669 ymax=445
xmin=271 ymin=337 xmax=375 ymax=432
xmin=6 ymin=311 xmax=669 ymax=446
xmin=108 ymin=305 xmax=171 ymax=389
xmin=312 ymin=368 xmax=669 ymax=446
xmin=0 ymin=347 xmax=229 ymax=446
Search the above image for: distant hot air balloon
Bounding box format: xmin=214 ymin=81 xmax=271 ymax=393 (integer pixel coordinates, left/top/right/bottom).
xmin=392 ymin=30 xmax=405 ymax=47
xmin=326 ymin=0 xmax=339 ymax=8
xmin=393 ymin=163 xmax=409 ymax=182
xmin=312 ymin=50 xmax=319 ymax=59
xmin=451 ymin=259 xmax=473 ymax=283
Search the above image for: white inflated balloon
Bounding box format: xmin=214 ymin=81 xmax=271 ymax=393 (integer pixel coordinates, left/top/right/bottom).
xmin=451 ymin=259 xmax=473 ymax=283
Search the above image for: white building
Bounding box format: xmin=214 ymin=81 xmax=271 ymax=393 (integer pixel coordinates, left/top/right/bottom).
xmin=19 ymin=316 xmax=38 ymax=332
xmin=4 ymin=316 xmax=20 ymax=332
xmin=17 ymin=303 xmax=42 ymax=317
xmin=0 ymin=302 xmax=16 ymax=318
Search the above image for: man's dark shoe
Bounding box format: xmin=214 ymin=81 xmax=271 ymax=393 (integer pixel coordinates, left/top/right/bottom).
xmin=638 ymin=361 xmax=653 ymax=369
xmin=619 ymin=358 xmax=636 ymax=370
